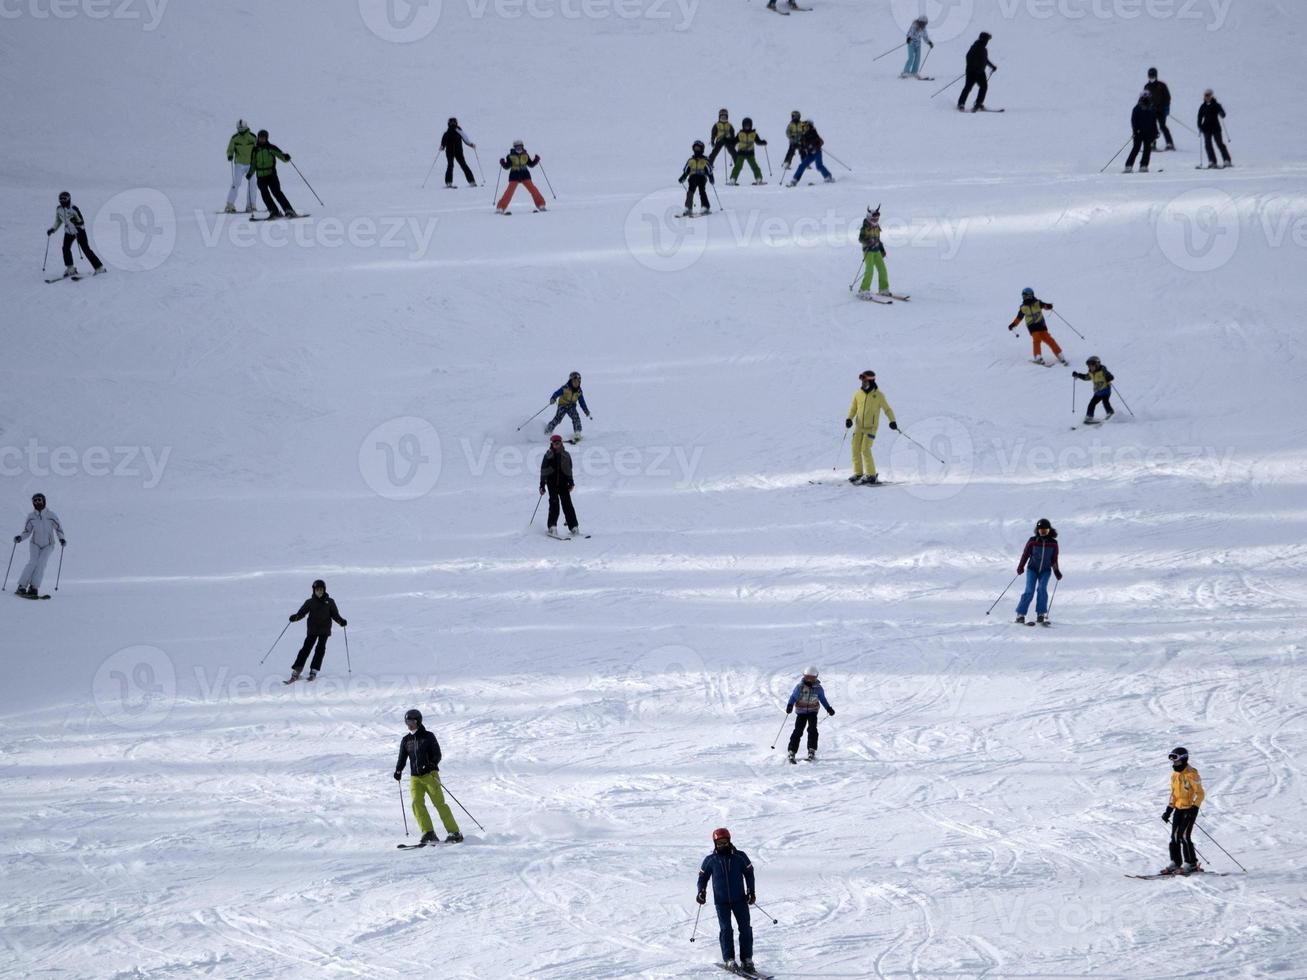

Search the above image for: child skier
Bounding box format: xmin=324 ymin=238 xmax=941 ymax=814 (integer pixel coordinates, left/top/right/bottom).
xmin=285 ymin=579 xmax=347 ymax=683
xmin=539 ymin=434 xmax=580 ymax=538
xmin=393 ymin=708 xmax=464 ymax=844
xmin=728 ymin=118 xmax=768 ymax=186
xmin=1072 ymin=356 xmax=1115 ymax=424
xmin=1161 ymin=746 xmax=1204 ymax=874
xmin=902 ymin=16 xmax=934 ymax=78
xmin=679 ymin=140 xmax=714 ymax=216
xmin=695 ymin=828 xmax=758 ymax=975
xmin=707 ymin=109 xmax=736 ymax=171
xmin=544 ymin=371 xmax=590 ymax=439
xmin=249 ymin=130 xmax=299 ymax=218
xmin=857 ymin=206 xmax=890 ymax=298
xmin=1124 ymin=92 xmax=1158 ymax=173
xmin=496 ymin=140 xmax=546 ymax=214
xmin=844 ymin=369 xmax=898 ymax=485
xmin=782 ymin=110 xmax=804 ymax=169
xmin=788 ymin=120 xmax=833 ymax=185
xmin=12 ymin=493 xmax=65 ymax=598
xmin=1014 ymin=518 xmax=1061 ymax=625
xmin=785 ymin=666 xmax=835 ymax=762
xmin=439 ymin=116 xmax=478 ymax=187
xmin=46 ymin=191 xmax=105 ymax=278
xmin=1007 ymin=287 xmax=1067 ymax=365
xmin=1198 ymin=90 xmax=1232 ymax=169
xmin=224 ymin=119 xmax=258 ymax=213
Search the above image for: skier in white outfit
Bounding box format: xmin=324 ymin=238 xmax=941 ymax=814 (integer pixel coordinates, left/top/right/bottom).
xmin=901 ymin=17 xmax=934 ymax=78
xmin=14 ymin=493 xmax=65 ymax=598
xmin=225 ymin=119 xmax=258 ymax=214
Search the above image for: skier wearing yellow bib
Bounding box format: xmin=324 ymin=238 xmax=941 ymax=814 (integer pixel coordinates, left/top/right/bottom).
xmin=728 ymin=118 xmax=768 ymax=186
xmin=844 ymin=369 xmax=897 ymax=485
xmin=857 ymin=206 xmax=890 ymax=299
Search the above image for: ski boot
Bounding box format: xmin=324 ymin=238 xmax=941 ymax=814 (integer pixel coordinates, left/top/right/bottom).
xmin=446 ymin=832 xmax=464 ymax=843
xmin=1123 ymin=165 xmax=1134 ymax=173
xmin=741 ymin=960 xmax=757 ymax=974
xmin=701 ymin=207 xmax=711 ymax=214
xmin=787 ymin=750 xmax=797 ymax=764
xmin=1181 ymin=862 xmax=1202 ymax=875
xmin=93 ymin=266 xmax=107 ymax=275
xmin=680 ymin=209 xmax=693 ymax=217
xmin=285 ymin=670 xmax=301 ymax=684
xmin=1139 ymin=166 xmax=1150 ymax=173
xmin=307 ymin=670 xmax=318 ymax=681
xmin=752 ymin=179 xmax=766 ymax=185
xmin=1165 ymin=142 xmax=1176 ymax=152
xmin=1159 ymin=862 xmax=1179 ymax=875
xmin=1206 ymin=162 xmax=1219 ymax=169
xmin=223 ymin=203 xmax=238 ymax=214
xmin=445 ymin=182 xmax=455 ymax=188
xmin=1036 ymin=614 xmax=1048 ymax=626
xmin=786 ymin=180 xmax=798 ymax=187
xmin=1082 ymin=415 xmax=1097 ymax=425
xmin=1057 ymin=355 xmax=1068 ymax=365
xmin=877 ymin=288 xmax=891 ymax=297
xmin=1014 ymin=614 xmax=1026 ymax=624
xmin=1032 ymin=356 xmax=1046 ymax=365
xmin=856 ymin=289 xmax=871 ymax=299
xmin=245 ymin=203 xmax=256 ymax=214
xmin=1105 ymin=409 xmax=1115 ymax=420
xmin=568 ymin=526 xmax=581 ymax=537
xmin=807 ymin=749 xmax=816 ymax=762
xmin=419 ymin=831 xmax=439 ymax=844
xmin=726 ymin=179 xmax=738 ymax=186
xmin=860 ymin=474 xmax=879 ymax=485
xmin=847 ymin=475 xmax=862 ymax=484
xmin=823 ymin=175 xmax=835 ymax=183
xmin=63 ymin=265 xmax=78 ymax=279
xmin=722 ymin=962 xmax=740 ymax=975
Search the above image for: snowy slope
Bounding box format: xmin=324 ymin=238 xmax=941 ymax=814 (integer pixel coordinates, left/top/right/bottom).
xmin=2 ymin=1 xmax=1307 ymax=977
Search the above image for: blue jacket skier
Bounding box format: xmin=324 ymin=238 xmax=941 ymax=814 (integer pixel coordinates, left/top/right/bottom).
xmin=785 ymin=666 xmax=834 ymax=762
xmin=696 ymin=828 xmax=757 ymax=974
xmin=1015 ymin=518 xmax=1062 ymax=625
xmin=544 ymin=371 xmax=591 ymax=439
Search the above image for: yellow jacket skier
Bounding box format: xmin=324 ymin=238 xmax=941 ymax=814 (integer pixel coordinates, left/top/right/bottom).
xmin=1160 ymin=746 xmax=1205 ymax=875
xmin=844 ymin=369 xmax=897 ymax=485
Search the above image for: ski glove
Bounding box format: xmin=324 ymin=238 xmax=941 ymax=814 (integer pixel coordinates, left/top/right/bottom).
xmin=289 ymin=614 xmax=297 ymax=622
xmin=696 ymin=891 xmax=706 ymax=905
xmin=827 ymin=707 xmax=835 ymax=716
xmin=747 ymin=891 xmax=756 ymax=905
xmin=888 ymin=421 xmax=898 ymax=431
xmin=539 ymin=486 xmax=546 ymax=496
xmin=1054 ymin=571 xmax=1062 ymax=581
xmin=12 ymin=535 xmax=19 ymax=543
xmin=284 ymin=154 xmax=291 ymax=161
xmin=1162 ymin=807 xmax=1173 ymax=823
xmin=845 ymin=418 xmax=853 ymax=429
xmin=59 ymin=539 xmax=66 ymax=547
xmin=786 ymin=703 xmax=793 ymax=714
xmin=394 ymin=771 xmax=403 ymax=781
xmin=46 ymin=228 xmax=55 ymax=236
xmin=339 ymin=619 xmax=348 ymax=627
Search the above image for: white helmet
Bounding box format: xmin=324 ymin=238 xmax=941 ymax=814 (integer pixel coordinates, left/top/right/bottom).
xmin=803 ymin=666 xmax=819 ymax=679
xmin=237 ymin=118 xmax=250 ymax=132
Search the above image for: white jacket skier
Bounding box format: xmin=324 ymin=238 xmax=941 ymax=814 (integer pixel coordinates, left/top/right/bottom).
xmin=14 ymin=493 xmax=65 ymax=596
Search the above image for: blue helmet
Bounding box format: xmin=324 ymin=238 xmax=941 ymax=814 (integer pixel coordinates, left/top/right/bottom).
xmin=1021 ymin=286 xmax=1034 ymax=297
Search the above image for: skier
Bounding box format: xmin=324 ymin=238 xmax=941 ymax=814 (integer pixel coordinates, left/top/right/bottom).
xmin=1007 ymin=287 xmax=1068 ymax=365
xmin=728 ymin=118 xmax=768 ymax=186
xmin=785 ymin=666 xmax=834 ymax=763
xmin=857 ymin=206 xmax=890 ymax=298
xmin=1124 ymin=92 xmax=1158 ymax=173
xmin=285 ymin=579 xmax=346 ymax=683
xmin=439 ymin=117 xmax=478 ymax=187
xmin=539 ymin=434 xmax=580 ymax=538
xmin=1161 ymin=746 xmax=1204 ymax=874
xmin=1072 ymin=355 xmax=1115 ymax=424
xmin=1014 ymin=517 xmax=1061 ymax=625
xmin=707 ymin=109 xmax=736 ymax=171
xmin=901 ymin=16 xmax=934 ymax=78
xmin=249 ymin=130 xmax=299 ymax=218
xmin=496 ymin=140 xmax=547 ymax=214
xmin=788 ymin=120 xmax=833 ymax=186
xmin=46 ymin=191 xmax=105 ymax=279
xmin=781 ymin=110 xmax=804 ymax=168
xmin=844 ymin=369 xmax=898 ymax=485
xmin=544 ymin=371 xmax=590 ymax=439
xmin=393 ymin=708 xmax=464 ymax=844
xmin=765 ymin=0 xmax=803 ymax=9
xmin=957 ymin=32 xmax=996 ymax=112
xmin=13 ymin=493 xmax=65 ymax=598
xmin=224 ymin=119 xmax=258 ymax=213
xmin=695 ymin=828 xmax=757 ymax=975
xmin=1144 ymin=68 xmax=1176 ymax=152
xmin=1198 ymin=90 xmax=1232 ymax=169
xmin=679 ymin=140 xmax=714 ymax=216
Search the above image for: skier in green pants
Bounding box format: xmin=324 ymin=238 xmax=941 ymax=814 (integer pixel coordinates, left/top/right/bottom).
xmin=393 ymin=709 xmax=464 ymax=844
xmin=857 ymin=206 xmax=890 ymax=298
xmin=728 ymin=118 xmax=768 ymax=186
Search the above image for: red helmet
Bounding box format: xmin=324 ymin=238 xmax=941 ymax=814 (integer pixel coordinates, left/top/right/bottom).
xmin=712 ymin=827 xmax=731 ymax=843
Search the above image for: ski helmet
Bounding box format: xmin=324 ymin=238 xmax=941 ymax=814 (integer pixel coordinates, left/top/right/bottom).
xmin=1147 ymin=67 xmax=1158 ymax=79
xmin=867 ymin=204 xmax=881 ymax=220
xmin=803 ymin=666 xmax=819 ymax=679
xmin=1204 ymin=88 xmax=1214 ymax=98
xmin=1022 ymin=286 xmax=1035 ymax=298
xmin=549 ymin=434 xmax=563 ymax=444
xmin=1035 ymin=517 xmax=1052 ymax=531
xmin=1168 ymin=746 xmax=1189 ymax=764
xmin=719 ymin=108 xmax=729 ymax=118
xmin=237 ymin=119 xmax=250 ymax=132
xmin=979 ymin=31 xmax=992 ymax=42
xmin=712 ymin=827 xmax=731 ymax=843
xmin=312 ymin=579 xmax=326 ymax=591
xmin=1086 ymin=355 xmax=1101 ymax=367
xmin=791 ymin=110 xmax=801 ymax=120
xmin=919 ymin=15 xmax=928 ymax=24
xmin=257 ymin=129 xmax=269 ymax=140
xmin=448 ymin=117 xmax=458 ymax=127
xmin=513 ymin=139 xmax=524 ymax=149
xmin=742 ymin=117 xmax=754 ymax=129
xmin=859 ymin=369 xmax=876 ymax=381
xmin=569 ymin=371 xmax=581 ymax=383
xmin=1139 ymin=90 xmax=1151 ymax=103
xmin=31 ymin=493 xmax=46 ymax=506
xmin=404 ymin=708 xmax=422 ymax=723
xmin=58 ymin=191 xmax=71 ymax=206
xmin=692 ymin=140 xmax=705 ymax=152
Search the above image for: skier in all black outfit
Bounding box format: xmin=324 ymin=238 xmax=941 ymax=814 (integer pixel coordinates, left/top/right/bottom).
xmin=680 ymin=140 xmax=714 ymax=215
xmin=1198 ymin=90 xmax=1233 ymax=169
xmin=1124 ymin=92 xmax=1158 ymax=173
xmin=1144 ymin=68 xmax=1176 ymax=151
xmin=957 ymin=32 xmax=996 ymax=112
xmin=440 ymin=117 xmax=478 ymax=187
xmin=286 ymin=579 xmax=347 ymax=682
xmin=539 ymin=434 xmax=580 ymax=537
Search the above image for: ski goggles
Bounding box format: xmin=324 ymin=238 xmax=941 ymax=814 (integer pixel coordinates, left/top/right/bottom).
xmin=1168 ymin=752 xmax=1187 ymax=762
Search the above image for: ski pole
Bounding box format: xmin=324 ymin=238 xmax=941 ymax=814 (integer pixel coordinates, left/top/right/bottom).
xmin=872 ymin=40 xmax=905 ymax=61
xmin=848 ymin=254 xmax=864 ymax=291
xmin=1195 ymin=822 xmax=1247 ymax=872
xmin=399 ymin=778 xmax=410 ymax=836
xmin=777 ymin=163 xmax=790 ymax=186
xmin=832 ymin=429 xmax=848 ymax=471
xmin=1111 ymin=384 xmax=1136 ymax=417
xmin=762 ymin=144 xmax=772 ymax=176
xmin=896 ymin=428 xmax=946 ymax=465
xmin=54 ymin=544 xmax=64 ymax=591
xmin=441 ymin=782 xmax=485 ymax=831
xmin=529 ymin=492 xmax=544 ymax=528
xmin=517 ymin=404 xmax=551 ymax=431
xmin=986 ymin=572 xmax=1021 ymax=615
xmin=1099 ymin=135 xmax=1132 ymax=174
xmin=931 ymin=72 xmax=965 ymax=98
xmin=1051 ymin=308 xmax=1086 ymax=340
xmin=753 ymin=901 xmax=779 ymax=925
xmin=689 ymin=903 xmax=702 ymax=942
xmin=710 ymin=179 xmax=722 ymax=210
xmin=1071 ymin=375 xmax=1077 ymax=414
xmin=919 ymin=44 xmax=934 ymax=74
xmin=259 ymin=621 xmax=291 ymax=664
xmin=824 ymin=149 xmax=853 ymax=173
xmin=537 ymin=162 xmax=557 ymax=200
xmin=2 ymin=539 xmax=15 ymax=591
xmin=42 ymin=234 xmax=51 ymax=273
xmin=472 ymin=145 xmax=486 ymax=184
xmin=769 ymin=714 xmax=789 ymax=749
xmin=290 ymin=160 xmax=325 ymax=206
xmin=421 ymin=148 xmax=442 ymax=189
xmin=343 ymin=626 xmax=351 ymax=674
xmin=1046 ymin=574 xmax=1060 ymax=618
xmin=492 ymin=167 xmax=502 ymax=206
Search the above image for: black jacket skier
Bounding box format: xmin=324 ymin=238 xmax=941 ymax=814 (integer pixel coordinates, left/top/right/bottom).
xmin=395 ymin=724 xmax=442 ymax=777
xmin=539 ymin=434 xmax=579 ymax=535
xmin=286 ymin=579 xmax=347 ymax=682
xmin=1144 ymin=69 xmax=1174 ymax=150
xmin=438 ymin=117 xmax=477 ymax=186
xmin=1197 ymin=91 xmax=1232 ymax=167
xmin=958 ymin=33 xmax=996 ymax=111
xmin=1125 ymin=95 xmax=1159 ymax=171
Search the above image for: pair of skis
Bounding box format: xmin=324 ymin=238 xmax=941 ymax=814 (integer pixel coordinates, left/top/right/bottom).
xmin=1126 ymin=869 xmax=1229 ymax=881
xmin=249 ymin=213 xmax=312 ymax=222
xmin=15 ymin=591 xmax=52 ymax=600
xmin=856 ymin=292 xmax=911 ymax=305
xmin=718 ymin=964 xmax=775 ymax=979
xmin=765 ymin=1 xmax=810 ymax=14
xmin=547 ymin=529 xmax=590 ymax=540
